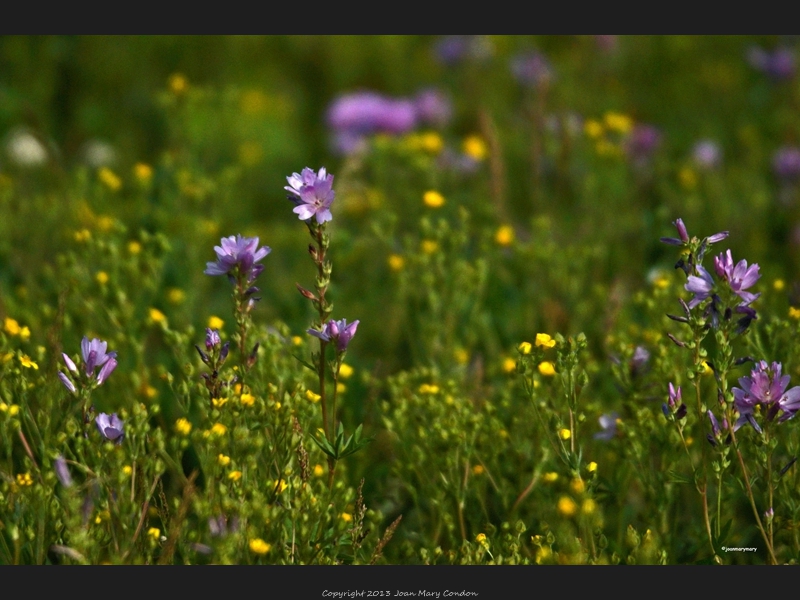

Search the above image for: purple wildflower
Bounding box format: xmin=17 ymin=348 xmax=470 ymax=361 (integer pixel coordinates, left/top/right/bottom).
xmin=95 ymin=412 xmax=124 ymax=443
xmin=205 ymin=328 xmax=221 ymax=350
xmin=685 ymin=265 xmax=715 ymax=309
xmin=285 ymin=167 xmax=336 ymax=224
xmin=58 ymin=371 xmax=77 ymax=393
xmin=692 ymin=139 xmax=722 ymax=170
xmin=433 ymin=35 xmax=493 ymax=66
xmin=747 ymin=46 xmax=795 ymax=81
xmin=732 ymin=360 xmax=800 ymax=432
xmin=594 ymin=412 xmax=619 ymax=441
xmin=55 ymin=455 xmax=73 ymax=487
xmin=706 ymin=410 xmax=729 ymax=446
xmin=510 ymin=50 xmax=553 ymax=88
xmin=81 ymin=337 xmax=117 ymax=379
xmin=661 ymin=218 xmax=690 ymax=246
xmin=326 ymin=92 xmax=417 ymax=137
xmin=772 ymin=146 xmax=800 ymax=181
xmin=625 ymin=123 xmax=661 ymax=164
xmin=204 ymin=235 xmax=271 ymax=283
xmin=662 ymin=382 xmax=688 ymax=421
xmin=307 ymin=318 xmax=360 ymax=352
xmin=713 ymin=249 xmax=761 ymax=306
xmin=413 ymin=88 xmax=452 ymax=128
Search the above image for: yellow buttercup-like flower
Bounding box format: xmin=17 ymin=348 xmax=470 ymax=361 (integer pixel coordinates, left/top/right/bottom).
xmin=494 ymin=225 xmax=515 ymax=246
xmin=208 ymin=316 xmax=224 ymax=330
xmin=539 ymin=361 xmax=556 ymax=376
xmin=175 ymin=418 xmax=192 ymax=436
xmin=535 ymin=333 xmax=556 ymax=349
xmin=249 ymin=538 xmax=271 ymax=554
xmin=423 ymin=190 xmax=446 ymax=208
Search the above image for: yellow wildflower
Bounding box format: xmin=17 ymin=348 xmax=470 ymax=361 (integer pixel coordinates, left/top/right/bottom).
xmin=559 ymin=428 xmax=571 ymax=441
xmin=388 ymin=254 xmax=405 ymax=271
xmin=791 ymin=307 xmax=800 ymax=320
xmin=472 ymin=464 xmax=485 ymax=475
xmin=502 ymin=357 xmax=517 ymax=373
xmin=175 ymin=418 xmax=192 ymax=436
xmin=4 ymin=317 xmax=20 ymax=336
xmin=339 ymin=363 xmax=354 ymax=379
xmin=587 ymin=462 xmax=598 ymax=473
xmin=539 ymin=361 xmax=556 ymax=376
xmin=292 ymin=335 xmax=303 ymax=346
xmin=148 ymin=308 xmax=167 ymax=324
xmin=134 ymin=163 xmax=153 ymax=183
xmin=603 ymin=112 xmax=633 ymax=134
xmin=168 ymin=73 xmax=188 ymax=95
xmin=570 ymin=478 xmax=585 ymax=494
xmin=208 ymin=316 xmax=224 ymax=330
xmin=653 ymin=274 xmax=670 ymax=289
xmin=16 ymin=473 xmax=33 ymax=487
xmin=208 ymin=423 xmax=227 ymax=437
xmin=340 ymin=512 xmax=353 ymax=523
xmin=423 ymin=190 xmax=446 ymax=208
xmin=128 ymin=241 xmax=142 ymax=255
xmin=518 ymin=341 xmax=532 ymax=355
xmin=240 ymin=393 xmax=255 ymax=407
xmin=419 ymin=131 xmax=443 ymax=153
xmin=313 ymin=464 xmax=325 ymax=477
xmin=583 ymin=119 xmax=604 ymax=139
xmin=211 ymin=397 xmax=228 ymax=408
xmin=535 ymin=333 xmax=556 ymax=349
xmin=96 ymin=271 xmax=109 ymax=285
xmin=122 ymin=466 xmax=133 ymax=476
xmin=557 ymin=496 xmax=578 ymax=517
xmin=582 ymin=498 xmax=597 ymax=515
xmin=218 ymin=454 xmax=231 ymax=467
xmin=494 ymin=225 xmax=515 ymax=246
xmin=147 ymin=527 xmax=160 ymax=541
xmin=543 ymin=472 xmax=559 ymax=483
xmin=305 ymin=390 xmax=321 ymax=403
xmin=336 ymin=382 xmax=346 ymax=393
xmin=74 ymin=229 xmax=91 ymax=243
xmin=228 ymin=470 xmax=242 ymax=482
xmin=19 ymin=355 xmax=38 ymax=370
xmin=98 ymin=167 xmax=122 ymax=192
xmin=421 ymin=240 xmax=439 ymax=254
xmin=167 ymin=288 xmax=186 ymax=305
xmin=462 ymin=135 xmax=487 ymax=161
xmin=19 ymin=326 xmax=30 ymax=340
xmin=418 ymin=383 xmax=440 ymax=395
xmin=475 ymin=533 xmax=487 ymax=544
xmin=249 ymin=538 xmax=271 ymax=555
xmin=774 ymin=279 xmax=786 ymax=291
xmin=454 ymin=348 xmax=469 ymax=365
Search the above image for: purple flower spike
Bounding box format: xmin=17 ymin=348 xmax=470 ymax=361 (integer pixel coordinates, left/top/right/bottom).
xmin=714 ymin=249 xmax=761 ymax=306
xmin=62 ymin=353 xmax=78 ymax=373
xmin=668 ymin=382 xmax=681 ymax=408
xmin=685 ymin=265 xmax=715 ymax=309
xmin=96 ymin=357 xmax=117 ymax=386
xmin=58 ymin=372 xmax=77 ymax=394
xmin=95 ymin=412 xmax=124 ymax=443
xmin=307 ymin=318 xmax=360 ymax=352
xmin=205 ymin=234 xmax=271 ymax=283
xmin=285 ymin=167 xmax=336 ymax=224
xmin=205 ymin=328 xmax=221 ymax=350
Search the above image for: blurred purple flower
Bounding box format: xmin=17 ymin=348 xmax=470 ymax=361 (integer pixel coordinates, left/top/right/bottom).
xmin=747 ymin=46 xmax=795 ymax=80
xmin=692 ymin=139 xmax=722 ymax=170
xmin=95 ymin=412 xmax=124 ymax=443
xmin=81 ymin=337 xmax=117 ymax=379
xmin=625 ymin=124 xmax=661 ymax=164
xmin=58 ymin=371 xmax=77 ymax=394
xmin=594 ymin=35 xmax=618 ymax=53
xmin=433 ymin=35 xmax=493 ymax=66
xmin=510 ymin=50 xmax=553 ymax=88
xmin=733 ymin=360 xmax=800 ymax=432
xmin=662 ymin=382 xmax=688 ymax=420
xmin=308 ymin=318 xmax=360 ymax=352
xmin=773 ymin=146 xmax=800 ymax=181
xmin=713 ymin=249 xmax=761 ymax=306
xmin=413 ymin=88 xmax=452 ymax=128
xmin=594 ymin=412 xmax=619 ymax=441
xmin=706 ymin=410 xmax=729 ymax=445
xmin=55 ymin=455 xmax=73 ymax=487
xmin=204 ymin=235 xmax=271 ymax=282
xmin=327 ymin=92 xmax=417 ymax=137
xmin=285 ymin=167 xmax=336 ymax=224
